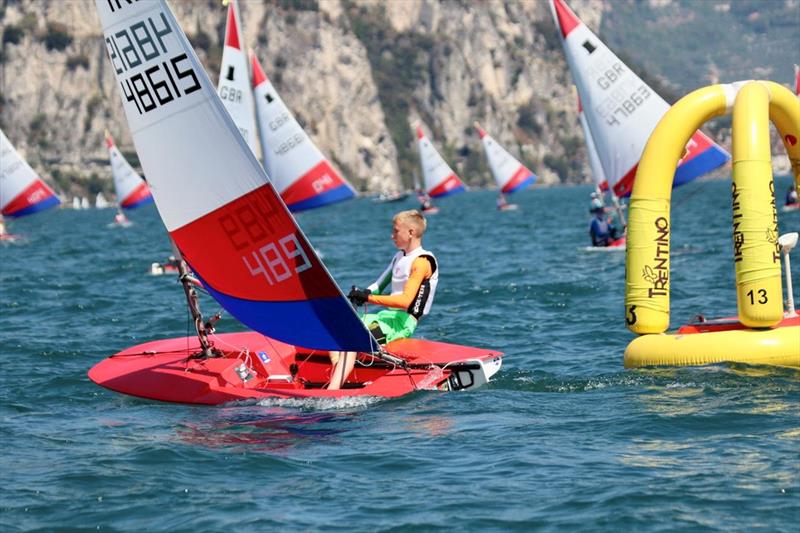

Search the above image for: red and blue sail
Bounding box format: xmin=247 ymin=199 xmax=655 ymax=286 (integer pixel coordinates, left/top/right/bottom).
xmin=551 ymin=0 xmax=728 ymax=197
xmin=475 ymin=124 xmax=536 ymax=194
xmin=417 ymin=126 xmax=466 ymax=198
xmin=95 ymin=0 xmax=377 ymax=353
xmin=0 ymin=128 xmax=60 ymax=218
xmin=105 ymin=132 xmax=153 ymax=209
xmin=251 ymin=53 xmax=356 ymax=212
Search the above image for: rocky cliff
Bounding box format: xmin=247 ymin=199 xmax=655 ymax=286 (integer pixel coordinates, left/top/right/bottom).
xmin=1 ymin=0 xmax=791 ymax=201
xmin=0 ymin=0 xmax=609 ymax=199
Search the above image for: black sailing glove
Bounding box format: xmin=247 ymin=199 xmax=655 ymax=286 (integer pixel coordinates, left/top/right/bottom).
xmin=347 ymin=286 xmax=370 ymax=306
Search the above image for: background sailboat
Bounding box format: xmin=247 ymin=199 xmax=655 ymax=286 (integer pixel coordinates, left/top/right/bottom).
xmin=417 ymin=125 xmax=465 ymax=199
xmin=578 ymin=94 xmax=626 ymax=251
xmin=251 ymin=52 xmax=356 ymax=211
xmin=95 ymin=192 xmax=110 ymax=209
xmin=550 ymin=0 xmax=728 ymax=198
xmin=474 ymin=122 xmax=535 ymax=211
xmin=216 ymin=0 xmax=258 ymax=152
xmin=105 ymin=131 xmax=153 ymax=220
xmin=0 ymin=128 xmax=60 ymax=219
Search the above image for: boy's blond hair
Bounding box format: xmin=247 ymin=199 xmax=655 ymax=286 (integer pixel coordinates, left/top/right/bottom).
xmin=393 ymin=210 xmax=427 ymax=236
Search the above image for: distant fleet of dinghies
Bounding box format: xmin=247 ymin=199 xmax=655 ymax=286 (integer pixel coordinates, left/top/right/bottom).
xmin=3 ymin=0 xmax=797 ymax=376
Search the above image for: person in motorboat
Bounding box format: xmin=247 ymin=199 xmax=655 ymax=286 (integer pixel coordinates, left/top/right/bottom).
xmin=589 ymin=205 xmax=619 ymax=247
xmin=328 ymin=210 xmax=438 ymax=389
xmin=786 ymin=184 xmax=798 ymax=207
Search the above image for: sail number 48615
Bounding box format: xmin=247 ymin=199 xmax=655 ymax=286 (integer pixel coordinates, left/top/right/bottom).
xmin=105 ymin=12 xmax=201 ymax=115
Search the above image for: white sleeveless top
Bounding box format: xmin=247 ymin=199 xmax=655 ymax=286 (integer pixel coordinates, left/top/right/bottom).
xmin=368 ymin=246 xmax=438 ymax=319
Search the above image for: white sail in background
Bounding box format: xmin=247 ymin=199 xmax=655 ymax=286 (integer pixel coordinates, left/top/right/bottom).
xmin=576 ymin=92 xmax=606 ymax=189
xmin=105 ymin=131 xmax=153 ymax=209
xmin=217 ymin=0 xmax=258 ymax=151
xmin=416 ymin=125 xmax=465 ymax=198
xmin=251 ymin=52 xmax=356 ymax=211
xmin=0 ymin=128 xmax=60 ymax=217
xmin=95 ymin=192 xmax=110 ymax=208
xmin=474 ymin=123 xmax=536 ymax=194
xmin=550 ymin=0 xmax=728 ymax=197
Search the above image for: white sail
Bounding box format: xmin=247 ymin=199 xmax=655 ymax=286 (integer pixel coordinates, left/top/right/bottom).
xmin=0 ymin=128 xmax=60 ymax=217
xmin=95 ymin=192 xmax=110 ymax=208
xmin=105 ymin=131 xmax=153 ymax=209
xmin=576 ymin=92 xmax=607 ymax=189
xmin=416 ymin=125 xmax=465 ymax=198
xmin=475 ymin=123 xmax=536 ymax=194
xmin=251 ymin=52 xmax=356 ymax=211
xmin=550 ymin=0 xmax=728 ymax=197
xmin=94 ymin=0 xmax=378 ymax=353
xmin=217 ymin=0 xmax=258 ymax=151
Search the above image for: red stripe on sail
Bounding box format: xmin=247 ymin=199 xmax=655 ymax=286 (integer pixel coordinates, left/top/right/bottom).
xmin=502 ymin=165 xmax=534 ymax=192
xmin=613 ymin=165 xmax=638 ymax=198
xmin=280 ymin=160 xmax=349 ymax=207
xmin=224 ymin=2 xmax=240 ymax=50
xmin=170 ymin=183 xmax=340 ymax=301
xmin=250 ymin=51 xmax=268 ymax=88
xmin=552 ymin=0 xmax=581 ymax=39
xmin=614 ymin=131 xmax=721 ymax=197
xmin=680 ymin=131 xmax=715 ymax=164
xmin=429 ymin=174 xmax=464 ymax=197
xmin=120 ymin=181 xmax=152 ymax=207
xmin=2 ymin=179 xmax=57 ymax=216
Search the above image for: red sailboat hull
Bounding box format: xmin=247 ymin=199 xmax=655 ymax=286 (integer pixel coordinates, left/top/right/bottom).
xmin=88 ymin=332 xmax=503 ymax=404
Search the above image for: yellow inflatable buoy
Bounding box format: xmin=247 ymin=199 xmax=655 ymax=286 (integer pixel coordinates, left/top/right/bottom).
xmin=624 ymin=80 xmax=800 ymax=368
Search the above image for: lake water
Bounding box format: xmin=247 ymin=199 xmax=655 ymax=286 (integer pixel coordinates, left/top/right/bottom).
xmin=1 ymin=177 xmax=798 ymax=531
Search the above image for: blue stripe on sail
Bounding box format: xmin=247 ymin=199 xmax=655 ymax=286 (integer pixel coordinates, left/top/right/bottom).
xmin=288 ymin=184 xmax=356 ymax=213
xmin=430 ymin=184 xmax=466 ymax=199
xmin=197 ymin=272 xmax=378 ymax=352
xmin=504 ymin=174 xmax=536 ymax=194
xmin=121 ymin=195 xmax=154 ymax=210
xmin=5 ymin=195 xmax=60 ymax=218
xmin=673 ymin=145 xmax=729 ymax=188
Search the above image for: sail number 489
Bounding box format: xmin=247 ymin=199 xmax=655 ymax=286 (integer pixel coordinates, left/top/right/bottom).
xmin=243 ymin=233 xmax=311 ymax=286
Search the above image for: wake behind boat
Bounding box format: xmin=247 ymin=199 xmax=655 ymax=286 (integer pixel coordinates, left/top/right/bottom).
xmin=90 ymin=0 xmax=502 ymax=403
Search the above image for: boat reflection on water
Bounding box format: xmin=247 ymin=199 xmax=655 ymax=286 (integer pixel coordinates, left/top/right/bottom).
xmin=171 ymin=404 xmax=374 ymax=452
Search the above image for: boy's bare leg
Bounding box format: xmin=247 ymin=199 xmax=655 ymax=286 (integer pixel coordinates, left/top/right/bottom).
xmin=328 ymin=351 xmax=356 ymax=390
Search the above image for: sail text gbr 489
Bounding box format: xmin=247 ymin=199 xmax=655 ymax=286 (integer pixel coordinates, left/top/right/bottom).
xmin=89 ymin=0 xmax=502 ymax=403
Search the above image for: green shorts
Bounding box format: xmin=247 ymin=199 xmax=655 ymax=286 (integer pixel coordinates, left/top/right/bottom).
xmin=359 ymin=309 xmax=417 ymax=344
